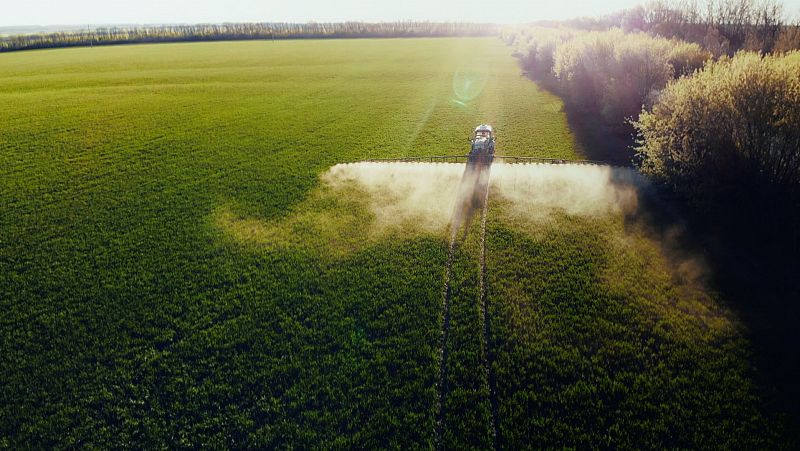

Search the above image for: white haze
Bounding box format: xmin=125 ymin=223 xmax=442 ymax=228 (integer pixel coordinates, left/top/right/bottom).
xmin=3 ymin=0 xmax=653 ymax=27
xmin=324 ymin=162 xmax=465 ymax=232
xmin=323 ymin=162 xmax=647 ymax=232
xmin=489 ymin=162 xmax=645 ymax=218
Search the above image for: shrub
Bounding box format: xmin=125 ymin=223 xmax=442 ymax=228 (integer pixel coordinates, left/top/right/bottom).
xmin=509 ymin=27 xmax=575 ymax=79
xmin=667 ymin=41 xmax=713 ymax=75
xmin=634 ymin=51 xmax=800 ymax=245
xmin=552 ymin=29 xmax=617 ymax=112
xmin=512 ymin=27 xmax=710 ymax=127
xmin=774 ymin=25 xmax=800 ymax=53
xmin=551 ymin=29 xmax=709 ymax=124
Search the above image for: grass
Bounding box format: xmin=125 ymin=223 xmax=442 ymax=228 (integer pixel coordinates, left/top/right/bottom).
xmin=486 ymin=196 xmax=786 ymax=448
xmin=0 ymin=38 xmax=790 ymax=448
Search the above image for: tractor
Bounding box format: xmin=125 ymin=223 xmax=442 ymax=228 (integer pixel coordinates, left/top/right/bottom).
xmin=468 ymin=124 xmax=495 ymax=162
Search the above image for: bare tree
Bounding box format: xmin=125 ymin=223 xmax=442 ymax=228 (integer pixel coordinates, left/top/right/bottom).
xmin=774 ymin=13 xmax=800 ymax=52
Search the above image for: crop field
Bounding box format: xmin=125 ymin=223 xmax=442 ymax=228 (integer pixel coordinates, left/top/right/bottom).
xmin=0 ymin=37 xmax=791 ymax=448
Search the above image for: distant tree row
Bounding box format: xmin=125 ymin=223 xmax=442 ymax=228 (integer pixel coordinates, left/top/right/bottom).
xmin=561 ymin=0 xmax=800 ymax=55
xmin=505 ymin=24 xmax=800 ymax=250
xmin=0 ymin=22 xmax=499 ymax=52
xmin=505 ymin=27 xmax=710 ymax=126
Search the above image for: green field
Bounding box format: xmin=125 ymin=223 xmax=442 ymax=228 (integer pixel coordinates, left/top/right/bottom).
xmin=0 ymin=38 xmax=790 ymax=448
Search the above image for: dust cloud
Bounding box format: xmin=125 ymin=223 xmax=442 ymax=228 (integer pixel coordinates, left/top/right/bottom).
xmin=323 ymin=161 xmax=648 ymax=235
xmin=489 ymin=162 xmax=647 ymax=218
xmin=320 ymin=161 xmax=721 ymax=329
xmin=450 ymin=160 xmax=492 ymax=237
xmin=324 ymin=162 xmax=464 ymax=233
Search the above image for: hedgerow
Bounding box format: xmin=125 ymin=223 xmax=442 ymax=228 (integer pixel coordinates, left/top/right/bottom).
xmin=509 ymin=27 xmax=710 ymax=126
xmin=634 ymin=51 xmax=800 ymax=247
xmin=0 ymin=22 xmax=499 ymax=53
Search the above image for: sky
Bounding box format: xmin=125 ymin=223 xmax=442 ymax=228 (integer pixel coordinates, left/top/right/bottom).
xmin=3 ymin=0 xmax=799 ymax=27
xmin=0 ymin=0 xmax=682 ymax=26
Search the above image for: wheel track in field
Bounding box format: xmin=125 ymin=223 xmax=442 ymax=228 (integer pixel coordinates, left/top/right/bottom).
xmin=435 ymin=229 xmax=457 ymax=450
xmin=436 ymin=160 xmax=499 ymax=450
xmin=478 ymin=165 xmax=500 ymax=450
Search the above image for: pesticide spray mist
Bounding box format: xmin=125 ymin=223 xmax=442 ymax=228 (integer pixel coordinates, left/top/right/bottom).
xmin=489 ymin=162 xmax=645 ymax=218
xmin=450 ymin=159 xmax=492 ymax=239
xmin=324 ymin=162 xmax=465 ymax=233
xmin=222 ymin=160 xmax=711 ymax=296
xmin=324 ymin=161 xmax=647 ymax=235
xmin=322 ymin=160 xmax=716 ymax=330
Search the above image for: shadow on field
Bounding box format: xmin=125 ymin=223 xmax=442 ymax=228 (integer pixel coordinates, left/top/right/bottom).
xmin=563 ymin=109 xmax=636 ymax=167
xmin=518 ymin=59 xmax=798 ymax=436
xmin=624 ymin=186 xmax=800 ymax=441
xmin=690 ymin=210 xmax=800 ymax=439
xmin=519 ymin=66 xmax=635 ymax=167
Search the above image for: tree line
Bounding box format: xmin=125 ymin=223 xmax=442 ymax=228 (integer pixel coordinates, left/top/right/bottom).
xmin=505 ymin=28 xmax=710 ymax=127
xmin=505 ymin=3 xmax=800 ymax=250
xmin=634 ymin=51 xmax=800 ymax=249
xmin=562 ymin=0 xmax=800 ymax=55
xmin=0 ymin=22 xmax=499 ymax=52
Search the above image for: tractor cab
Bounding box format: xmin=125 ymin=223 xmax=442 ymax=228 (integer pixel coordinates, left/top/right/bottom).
xmin=469 ymin=124 xmax=495 ymax=161
xmin=473 ymin=125 xmax=494 ymax=141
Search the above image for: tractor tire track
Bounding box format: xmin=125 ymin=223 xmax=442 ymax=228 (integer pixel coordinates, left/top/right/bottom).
xmin=478 ymin=165 xmax=500 ymax=450
xmin=437 ymin=159 xmax=495 ymax=450
xmin=436 ymin=232 xmax=458 ymax=451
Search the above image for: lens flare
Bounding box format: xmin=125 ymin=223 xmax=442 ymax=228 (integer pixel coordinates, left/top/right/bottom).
xmin=452 ymin=65 xmax=489 ymax=104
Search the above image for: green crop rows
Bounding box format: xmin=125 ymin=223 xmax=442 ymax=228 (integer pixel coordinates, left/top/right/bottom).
xmin=486 ymin=201 xmax=787 ymax=448
xmin=0 ymin=38 xmax=790 ymax=448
